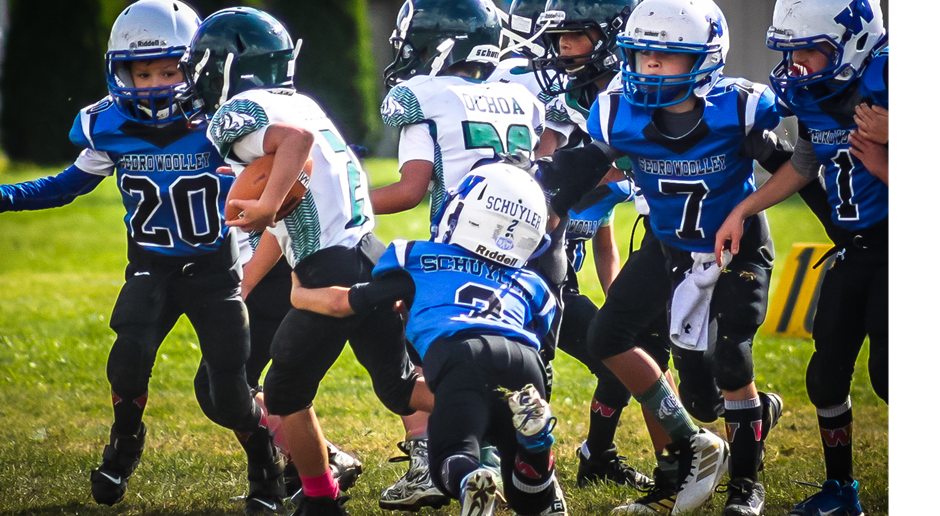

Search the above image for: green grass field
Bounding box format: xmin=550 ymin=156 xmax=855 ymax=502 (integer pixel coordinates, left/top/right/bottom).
xmin=0 ymin=161 xmax=888 ymax=515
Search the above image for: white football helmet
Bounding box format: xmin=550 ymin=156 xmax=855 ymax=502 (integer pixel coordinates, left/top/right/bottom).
xmin=432 ymin=163 xmax=549 ymax=268
xmin=618 ymin=0 xmax=729 ymax=108
xmin=106 ymin=0 xmax=201 ymax=124
xmin=766 ymin=0 xmax=885 ymax=105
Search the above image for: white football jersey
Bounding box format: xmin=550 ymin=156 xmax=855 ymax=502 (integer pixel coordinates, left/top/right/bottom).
xmin=208 ymin=88 xmax=374 ymax=268
xmin=381 ymin=75 xmax=544 ymax=227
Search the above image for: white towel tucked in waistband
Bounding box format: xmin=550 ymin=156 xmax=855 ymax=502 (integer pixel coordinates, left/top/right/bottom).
xmin=669 ymin=250 xmax=732 ymax=351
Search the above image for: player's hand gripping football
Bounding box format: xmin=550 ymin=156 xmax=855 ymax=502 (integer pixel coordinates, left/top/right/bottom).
xmin=225 ymin=198 xmax=278 ymax=233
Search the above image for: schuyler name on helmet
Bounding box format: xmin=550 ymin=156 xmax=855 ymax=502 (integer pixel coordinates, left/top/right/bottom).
xmin=474 ymin=245 xmax=520 ymax=267
xmin=485 ymin=196 xmax=542 ymax=229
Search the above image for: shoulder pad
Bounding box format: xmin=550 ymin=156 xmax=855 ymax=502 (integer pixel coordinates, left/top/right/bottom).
xmin=382 ymin=83 xmax=427 ymax=127
xmin=208 ymin=97 xmax=270 ymax=160
xmin=69 ymin=97 xmax=122 ymax=150
xmin=861 ymin=49 xmax=888 ymax=106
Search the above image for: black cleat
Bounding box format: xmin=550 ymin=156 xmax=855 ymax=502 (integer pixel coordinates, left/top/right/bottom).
xmin=90 ymin=422 xmax=146 ymax=506
xmin=721 ymin=478 xmax=766 ymax=516
xmin=245 ymin=458 xmax=286 ymax=515
xmin=291 ymin=494 xmax=350 ymax=516
xmin=576 ymin=444 xmax=655 ymax=491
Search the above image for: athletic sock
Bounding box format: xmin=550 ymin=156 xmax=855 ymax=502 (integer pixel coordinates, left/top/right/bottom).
xmin=817 ymin=397 xmax=854 ymax=484
xmin=440 ymin=454 xmax=481 ymax=498
xmin=301 ymin=470 xmax=339 ymax=499
xmin=584 ymin=396 xmax=623 ymax=458
xmin=723 ymin=396 xmax=763 ymax=481
xmin=112 ymin=389 xmax=148 ymax=436
xmin=634 ymin=374 xmax=698 ymax=442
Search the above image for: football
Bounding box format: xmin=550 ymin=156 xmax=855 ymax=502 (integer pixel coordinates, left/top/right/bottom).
xmin=223 ymin=154 xmax=313 ymax=222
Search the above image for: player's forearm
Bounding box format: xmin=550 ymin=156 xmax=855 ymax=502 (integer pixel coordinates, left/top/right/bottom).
xmin=371 ymin=160 xmax=433 ymax=215
xmin=242 ymin=232 xmax=282 ymax=299
xmin=260 ymin=124 xmax=315 ymax=213
xmin=0 ymin=165 xmax=103 ymax=212
xmin=291 ymin=285 xmax=354 ymax=317
xmin=593 ymin=227 xmax=620 ymax=295
xmin=733 ymin=161 xmax=813 ymax=219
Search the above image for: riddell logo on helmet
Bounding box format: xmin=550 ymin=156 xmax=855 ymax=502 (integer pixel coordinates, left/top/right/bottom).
xmin=475 ymin=245 xmax=519 ymax=267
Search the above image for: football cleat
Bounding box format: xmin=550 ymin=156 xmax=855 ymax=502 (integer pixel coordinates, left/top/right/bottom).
xmin=759 ymin=392 xmax=783 ymax=441
xmin=576 ymin=443 xmax=655 ymax=491
xmin=379 ymin=439 xmax=450 ymax=511
xmin=541 ymin=477 xmax=568 ymax=516
xmin=502 ymin=384 xmax=557 ymax=452
xmin=244 ymin=458 xmax=286 ymax=516
xmin=758 ymin=392 xmax=783 ymax=472
xmin=90 ymin=422 xmax=147 ymax=506
xmin=612 ymin=468 xmax=677 ymax=515
xmin=290 ymin=494 xmax=350 ymax=516
xmin=327 ymin=442 xmax=363 ymax=492
xmin=721 ymin=478 xmax=766 ymax=516
xmin=460 ymin=468 xmax=501 ymax=516
xmin=672 ymin=428 xmax=729 ymax=513
xmin=788 ymin=479 xmax=865 ymax=516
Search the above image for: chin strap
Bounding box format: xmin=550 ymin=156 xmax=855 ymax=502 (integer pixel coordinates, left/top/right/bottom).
xmin=428 ymin=38 xmax=456 ymax=78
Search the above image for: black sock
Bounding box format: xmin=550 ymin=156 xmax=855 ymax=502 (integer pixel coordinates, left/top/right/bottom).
xmin=817 ymin=399 xmax=854 ymax=484
xmin=584 ymin=397 xmax=623 ymax=458
xmin=112 ymin=389 xmax=148 ymax=436
xmin=723 ymin=397 xmax=763 ymax=481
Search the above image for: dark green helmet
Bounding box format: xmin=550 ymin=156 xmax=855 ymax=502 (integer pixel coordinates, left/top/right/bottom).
xmin=179 ymin=7 xmax=297 ymax=116
xmin=531 ymin=0 xmax=635 ymax=95
xmin=502 ymin=0 xmax=549 ymax=58
xmin=383 ymin=0 xmax=502 ymax=89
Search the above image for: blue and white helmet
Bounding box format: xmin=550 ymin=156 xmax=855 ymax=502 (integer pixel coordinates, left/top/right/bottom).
xmin=618 ymin=0 xmax=729 ymax=108
xmin=432 ymin=163 xmax=549 ymax=268
xmin=106 ymin=0 xmax=201 ymax=125
xmin=766 ymin=0 xmax=885 ymax=104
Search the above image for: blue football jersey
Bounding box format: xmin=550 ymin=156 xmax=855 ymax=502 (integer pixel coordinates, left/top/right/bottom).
xmin=784 ymin=48 xmax=889 ymax=231
xmin=588 ymin=78 xmax=787 ymax=252
xmin=372 ymin=240 xmax=556 ymax=360
xmin=565 ymin=179 xmax=634 ymax=272
xmin=69 ymin=97 xmax=229 ymax=257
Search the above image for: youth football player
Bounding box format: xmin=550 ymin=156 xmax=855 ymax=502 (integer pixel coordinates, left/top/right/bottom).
xmin=0 ymin=1 xmax=282 ymax=513
xmin=717 ymin=1 xmax=888 ymax=514
xmin=538 ymin=0 xmax=792 ymax=514
xmin=291 ymin=163 xmax=563 ymax=516
xmin=373 ymin=0 xmax=546 ymax=510
xmin=179 ymin=7 xmax=431 ymax=516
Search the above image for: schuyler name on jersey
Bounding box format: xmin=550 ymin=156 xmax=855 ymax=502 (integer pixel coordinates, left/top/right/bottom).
xmin=420 ymin=253 xmax=520 ymax=278
xmin=809 ymin=129 xmax=851 ymax=146
xmin=119 ymin=152 xmax=213 ymax=172
xmin=637 ymin=154 xmax=727 ymax=177
xmin=462 ymin=93 xmax=527 ymax=115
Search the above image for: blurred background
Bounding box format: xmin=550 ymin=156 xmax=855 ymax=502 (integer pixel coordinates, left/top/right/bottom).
xmin=0 ymin=0 xmax=888 ymax=164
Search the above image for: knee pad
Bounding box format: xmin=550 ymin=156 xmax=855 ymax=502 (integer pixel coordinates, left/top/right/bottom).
xmin=106 ymin=335 xmax=152 ymax=399
xmin=678 ymin=378 xmax=723 ymax=423
xmin=711 ymin=334 xmax=756 ymax=392
xmin=806 ymin=353 xmax=853 ymax=408
xmin=868 ymin=333 xmax=888 ymax=404
xmin=593 ymin=374 xmax=631 ymax=410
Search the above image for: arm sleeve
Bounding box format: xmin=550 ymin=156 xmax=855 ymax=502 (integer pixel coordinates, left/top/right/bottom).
xmin=740 ymin=128 xmax=793 ymax=173
xmin=347 ymin=272 xmax=416 ymax=314
xmin=790 ymin=124 xmax=823 ymax=179
xmin=1 ymin=165 xmax=105 ymax=212
xmin=536 ymin=141 xmax=625 ymax=215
